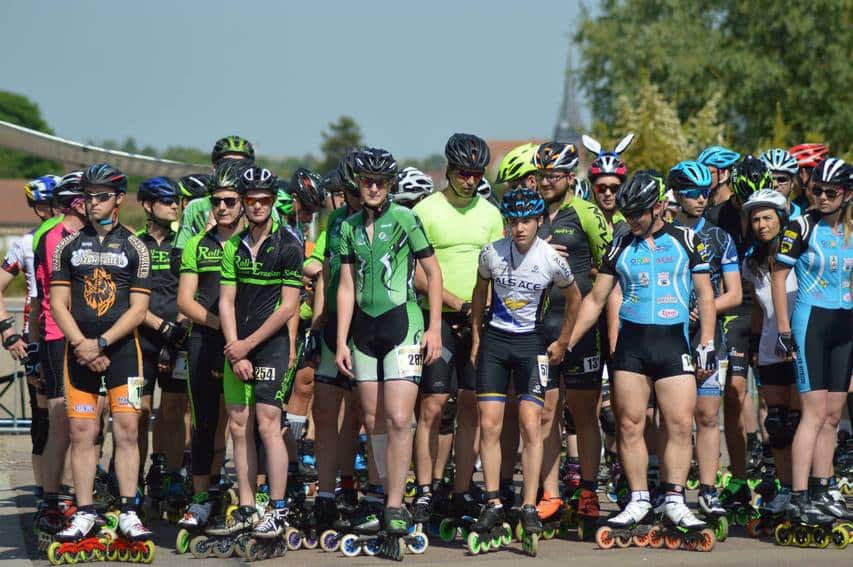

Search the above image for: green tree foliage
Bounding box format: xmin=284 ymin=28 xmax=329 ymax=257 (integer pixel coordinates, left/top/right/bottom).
xmin=576 ymin=0 xmax=853 ymax=155
xmin=319 ymin=116 xmax=363 ymax=174
xmin=0 ymin=91 xmax=61 ymax=177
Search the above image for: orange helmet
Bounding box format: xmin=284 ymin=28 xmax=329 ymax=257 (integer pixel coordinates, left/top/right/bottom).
xmin=789 ymin=143 xmax=828 ymax=170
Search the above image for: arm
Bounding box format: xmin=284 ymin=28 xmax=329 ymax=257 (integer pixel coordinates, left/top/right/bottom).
xmin=177 ymin=273 xmax=219 ymax=329
xmin=715 ymin=269 xmax=743 ymax=314
xmin=335 ymin=262 xmax=356 ymax=377
xmin=692 ymin=272 xmax=716 ymax=346
xmin=50 ymin=285 xmax=86 ymax=347
xmin=568 ymin=273 xmax=615 ymax=349
xmin=605 ymin=283 xmax=622 ymax=356
xmin=0 ymin=270 xmax=26 ymax=358
xmin=419 ymin=254 xmax=444 ymax=364
xmin=303 ymin=259 xmax=322 ymax=280
xmin=218 ymin=284 xmax=238 ymax=345
xmin=244 ymin=286 xmax=301 ymax=351
xmin=771 ymin=265 xmax=793 ymax=334
xmin=311 ymin=270 xmax=325 ymax=326
xmin=547 ymin=282 xmax=582 ymax=365
xmin=469 ymin=275 xmax=490 ymax=365
xmin=100 ymin=291 xmax=149 ymax=347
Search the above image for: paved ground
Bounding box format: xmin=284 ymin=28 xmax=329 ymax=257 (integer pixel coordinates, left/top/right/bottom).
xmin=1 ymin=435 xmax=850 ymax=566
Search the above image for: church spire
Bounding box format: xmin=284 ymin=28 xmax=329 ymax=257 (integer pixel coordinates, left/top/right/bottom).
xmin=554 ymin=42 xmax=582 ymax=146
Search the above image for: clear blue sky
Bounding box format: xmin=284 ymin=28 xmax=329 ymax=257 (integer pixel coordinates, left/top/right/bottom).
xmin=3 ymin=0 xmax=590 ymax=160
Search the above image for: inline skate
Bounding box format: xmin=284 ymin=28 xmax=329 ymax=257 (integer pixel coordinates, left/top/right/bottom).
xmin=436 ymin=491 xmax=481 ymax=544
xmin=175 ymin=491 xmax=217 ymax=554
xmin=466 ymin=499 xmax=513 ymax=554
xmin=595 ymin=499 xmax=656 ymax=549
xmin=339 ymin=506 xmax=429 ymax=560
xmin=649 ymin=499 xmax=716 ymax=551
xmin=243 ymin=505 xmax=289 ymax=561
xmin=189 ymin=504 xmax=258 ymax=559
xmin=746 ymin=486 xmax=790 ymax=539
xmin=697 ymin=487 xmax=729 ymax=541
xmin=719 ymin=477 xmax=758 ymax=526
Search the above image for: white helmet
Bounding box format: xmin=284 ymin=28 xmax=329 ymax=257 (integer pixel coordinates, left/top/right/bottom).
xmin=477 ymin=177 xmax=492 ymax=199
xmin=393 ymin=167 xmax=434 ymax=207
xmin=742 ymin=188 xmax=789 ymax=217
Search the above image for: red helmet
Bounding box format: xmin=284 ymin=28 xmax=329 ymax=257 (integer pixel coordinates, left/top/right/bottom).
xmin=789 ymin=143 xmax=828 ymax=169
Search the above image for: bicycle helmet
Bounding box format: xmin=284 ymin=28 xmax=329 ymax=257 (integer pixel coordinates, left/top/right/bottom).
xmin=25 ymin=175 xmax=61 ymax=204
xmin=212 ymin=159 xmax=249 ymax=190
xmin=394 ymin=167 xmax=434 ymax=206
xmin=53 ymin=171 xmax=85 ymax=208
xmin=320 ymin=168 xmax=345 ymax=194
xmin=583 ymin=133 xmax=634 ymax=182
xmin=496 ymin=142 xmax=537 ymax=184
xmin=759 ymin=149 xmax=798 ymax=176
xmin=839 ymin=163 xmax=853 ymax=191
xmin=138 ymin=177 xmax=179 ymax=202
xmin=534 ymin=142 xmax=579 ymax=172
xmin=812 ymin=157 xmax=847 ymax=186
xmin=667 ymin=161 xmax=712 ymax=192
xmin=351 ymin=147 xmax=398 ymax=179
xmin=238 ymin=165 xmax=277 ymax=194
xmin=445 ymin=133 xmax=491 ymax=171
xmin=789 ymin=143 xmax=828 ymax=169
xmin=500 ymin=188 xmax=545 ymax=219
xmin=211 ymin=135 xmax=255 ymax=164
xmin=697 ymin=145 xmax=741 ymax=170
xmin=617 ymin=173 xmax=662 ymax=214
xmin=742 ymin=188 xmax=790 ymax=218
xmin=290 ymin=168 xmax=326 ymax=213
xmin=178 ymin=174 xmax=213 ymax=200
xmin=276 ymin=184 xmax=295 ymax=217
xmin=477 ymin=177 xmax=492 ymax=200
xmin=573 ymin=178 xmax=591 ymax=200
xmin=81 ymin=163 xmax=127 ymax=193
xmin=732 ymin=156 xmax=772 ymax=201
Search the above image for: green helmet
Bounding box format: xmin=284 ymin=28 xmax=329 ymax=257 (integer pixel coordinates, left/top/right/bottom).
xmin=496 ymin=143 xmax=538 ymax=184
xmin=211 ymin=135 xmax=255 ymax=165
xmin=275 ymin=184 xmax=295 ymax=217
xmin=212 ymin=159 xmax=249 ymax=190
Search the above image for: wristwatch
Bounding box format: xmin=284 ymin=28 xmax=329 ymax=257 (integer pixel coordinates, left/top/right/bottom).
xmin=97 ymin=336 xmax=108 ymax=352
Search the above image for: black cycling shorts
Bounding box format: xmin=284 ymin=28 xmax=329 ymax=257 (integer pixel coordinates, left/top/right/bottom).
xmin=40 ymin=338 xmax=66 ymax=400
xmin=721 ymin=314 xmax=750 ymax=378
xmin=476 ymin=326 xmax=548 ymax=406
xmin=315 ymin=316 xmax=352 ymax=391
xmin=756 ymin=361 xmax=795 ymax=388
xmin=792 ymin=305 xmax=853 ymax=394
xmin=612 ymin=320 xmax=694 ymax=381
xmin=350 ymin=303 xmax=423 ymax=384
xmin=140 ymin=335 xmax=187 ymax=396
xmin=420 ymin=311 xmax=476 ymax=395
xmin=545 ymin=311 xmax=604 ymax=391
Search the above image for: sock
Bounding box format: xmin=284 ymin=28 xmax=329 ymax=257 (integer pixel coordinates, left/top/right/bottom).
xmin=271 ymin=498 xmax=286 ymax=510
xmin=631 ymin=490 xmax=650 ymax=503
xmin=699 ymin=484 xmax=716 ymax=496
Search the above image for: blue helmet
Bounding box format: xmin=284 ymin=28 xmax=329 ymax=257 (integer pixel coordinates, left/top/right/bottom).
xmin=138 ymin=176 xmax=180 ymax=202
xmin=697 ymin=145 xmax=741 ymax=169
xmin=25 ymin=174 xmax=62 ymax=204
xmin=500 ymin=188 xmax=545 ymax=219
xmin=667 ymin=161 xmax=712 ymax=192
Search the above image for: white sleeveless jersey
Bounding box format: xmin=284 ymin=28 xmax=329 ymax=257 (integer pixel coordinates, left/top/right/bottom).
xmin=478 ymin=236 xmax=574 ymax=333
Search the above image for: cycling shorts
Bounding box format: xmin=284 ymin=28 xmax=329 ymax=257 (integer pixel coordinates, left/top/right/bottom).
xmin=64 ymin=333 xmax=144 ymax=420
xmin=223 ymin=332 xmax=290 ymax=407
xmin=476 ymin=326 xmax=548 ymax=407
xmin=545 ymin=311 xmax=603 ymax=391
xmin=140 ymin=337 xmax=187 ymax=396
xmin=720 ymin=314 xmax=750 ymax=378
xmin=791 ymin=305 xmax=853 ymax=394
xmin=756 ymin=361 xmax=795 ymax=388
xmin=420 ymin=311 xmax=475 ymax=395
xmin=315 ymin=316 xmax=352 ymax=391
xmin=350 ymin=303 xmax=424 ymax=385
xmin=612 ymin=320 xmax=694 ymax=381
xmin=691 ymin=324 xmax=727 ymax=397
xmin=40 ymin=338 xmax=66 ymax=400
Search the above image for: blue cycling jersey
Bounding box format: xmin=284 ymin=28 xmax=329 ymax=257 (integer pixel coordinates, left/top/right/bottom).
xmin=777 ymin=210 xmax=853 ymax=310
xmin=600 ymin=222 xmax=710 ymax=328
xmin=691 ymin=217 xmax=739 ymax=298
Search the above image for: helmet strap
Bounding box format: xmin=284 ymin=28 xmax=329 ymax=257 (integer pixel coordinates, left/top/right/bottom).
xmin=445 ymin=174 xmax=474 ymax=205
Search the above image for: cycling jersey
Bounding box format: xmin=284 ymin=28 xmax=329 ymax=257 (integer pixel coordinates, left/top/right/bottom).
xmin=136 ymin=228 xmax=180 ymax=329
xmin=690 ymin=217 xmax=739 ymax=299
xmin=34 ymin=221 xmax=78 ymax=341
xmin=478 ymin=236 xmax=575 ymax=334
xmin=180 ymin=229 xmax=226 ymax=317
xmin=339 ymin=201 xmax=434 ymax=318
xmin=2 ymin=231 xmax=36 ymax=333
xmin=32 ymin=215 xmax=63 ymax=253
xmin=322 ymin=205 xmax=354 ymax=314
xmin=611 ymin=211 xmax=630 ymax=241
xmin=777 ymin=210 xmax=853 ymax=310
xmin=220 ymin=220 xmax=303 ymax=338
xmin=599 ymin=222 xmax=709 ymax=329
xmin=51 ymin=224 xmax=151 ymax=335
xmin=413 ymin=193 xmax=504 ymax=310
xmin=742 ymin=262 xmax=797 ymax=366
xmin=174 ymin=197 xmax=212 ymax=250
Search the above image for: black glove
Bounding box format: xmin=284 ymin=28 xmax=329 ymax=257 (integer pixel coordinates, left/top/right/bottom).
xmin=303 ymin=328 xmax=321 ymax=362
xmin=694 ymin=343 xmax=717 ymax=371
xmin=2 ymin=332 xmax=22 ymax=349
xmin=158 ymin=320 xmax=189 ymax=349
xmin=24 ymin=342 xmax=40 ymax=376
xmin=775 ymin=332 xmax=797 ymax=358
xmin=158 ymin=345 xmax=176 ymax=371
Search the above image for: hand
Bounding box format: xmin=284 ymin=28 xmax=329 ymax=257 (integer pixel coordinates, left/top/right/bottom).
xmin=86 ymin=354 xmax=110 ymax=374
xmin=288 ymin=346 xmax=298 ymax=371
xmin=544 ymin=235 xmax=569 ymax=259
xmin=74 ymin=338 xmax=101 ymax=364
xmin=3 ymin=334 xmax=27 ymax=360
xmin=688 ymin=308 xmax=699 ymax=323
xmin=157 ymin=346 xmax=176 ymax=374
xmin=775 ymin=332 xmax=796 ymax=360
xmin=422 ymin=328 xmax=442 ymax=365
xmin=23 ymin=342 xmax=40 ymax=375
xmin=204 ymin=209 xmax=217 ymax=232
xmin=224 ymin=338 xmax=253 ymax=363
xmin=547 ymin=340 xmax=569 ymax=366
xmin=303 ymin=329 xmax=321 ymax=368
xmin=457 ymin=301 xmax=472 ymax=318
xmin=336 ymin=344 xmax=353 ymax=378
xmin=232 ymin=358 xmax=254 ymax=381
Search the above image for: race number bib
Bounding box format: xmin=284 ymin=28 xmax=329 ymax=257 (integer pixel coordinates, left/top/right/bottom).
xmin=583 ymin=355 xmax=600 ymax=374
xmin=172 ymin=352 xmax=188 ymax=381
xmin=681 ymin=354 xmax=695 ymax=373
xmin=395 ymin=345 xmax=424 ymax=377
xmin=254 ymin=366 xmax=276 ymax=381
xmin=537 ymin=355 xmax=550 ymax=387
xmin=127 ymin=376 xmax=144 ymax=410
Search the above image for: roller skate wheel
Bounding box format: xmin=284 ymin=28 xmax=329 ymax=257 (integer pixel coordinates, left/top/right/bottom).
xmin=339 ymin=533 xmax=362 ymax=557
xmin=404 ymin=478 xmax=417 ymax=499
xmin=840 ymin=482 xmax=852 ymax=496
xmin=224 ymin=504 xmax=238 ymax=519
xmin=697 ymin=528 xmax=716 ymax=552
xmin=189 ymin=535 xmax=211 ymax=559
xmin=479 ymin=534 xmax=492 ymax=552
xmin=664 ymin=531 xmax=681 ymax=550
xmin=792 ymin=525 xmax=810 ymax=547
xmin=715 ymin=515 xmax=729 ymax=542
xmin=543 ymin=526 xmax=556 ymax=540
xmin=594 ymin=526 xmax=615 ymax=549
xmin=46 ymin=541 xmax=63 ymax=565
xmin=176 ymin=529 xmax=191 ymax=554
xmin=774 ymin=522 xmax=792 ymax=546
xmin=466 ymin=531 xmax=481 ymax=554
xmin=233 ymin=534 xmax=250 ymax=558
xmin=830 ymin=525 xmax=848 ymax=549
xmin=438 ymin=518 xmax=456 ymax=542
xmin=686 ymin=478 xmax=699 ymax=490
xmin=244 ymin=539 xmax=259 ymax=562
xmin=104 ymin=513 xmax=119 ymax=531
xmin=614 ymin=533 xmax=632 ymax=548
xmin=211 ymin=537 xmax=234 ymax=558
xmin=745 ymin=518 xmax=761 ymax=538
xmin=407 ymin=532 xmax=429 ymax=554
xmin=320 ymin=529 xmax=340 ymax=552
xmin=812 ymin=526 xmax=830 ymax=548
xmin=141 ymin=540 xmax=156 ymax=563
xmin=362 ymin=537 xmax=381 ymax=556
xmin=490 ymin=530 xmax=503 ymax=548
xmin=721 ymin=471 xmax=733 ymax=488
xmin=522 ymin=533 xmax=539 ymax=556
xmin=302 ymin=532 xmax=319 ymax=549
xmin=285 ymin=527 xmax=303 ymax=550
xmin=514 ymin=521 xmax=524 ymax=541
xmin=648 ymin=525 xmax=665 ymax=548
xmin=632 ymin=531 xmax=650 ymax=547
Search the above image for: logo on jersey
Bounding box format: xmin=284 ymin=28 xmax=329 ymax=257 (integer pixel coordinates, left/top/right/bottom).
xmin=83 ymin=268 xmax=116 ymax=317
xmin=657 ymin=295 xmax=678 ymax=304
xmin=656 ymin=256 xmax=675 ymax=264
xmin=630 ymin=257 xmax=651 ymax=265
xmin=638 ymin=272 xmax=650 ymax=287
xmin=830 ymin=256 xmax=838 ymax=271
xmin=504 ymin=298 xmax=529 ymax=311
xmin=71 ymin=249 xmax=128 ymax=268
xmin=657 ymin=309 xmax=678 ymax=319
xmin=657 ymin=272 xmax=670 ymax=286
xmin=198 ymin=246 xmax=223 ymax=262
xmin=780 ymin=230 xmax=797 ymax=254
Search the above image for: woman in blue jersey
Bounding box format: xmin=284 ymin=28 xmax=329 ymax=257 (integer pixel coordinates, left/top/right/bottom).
xmin=569 ymin=173 xmax=718 ymax=534
xmin=772 ymin=157 xmax=853 ymax=522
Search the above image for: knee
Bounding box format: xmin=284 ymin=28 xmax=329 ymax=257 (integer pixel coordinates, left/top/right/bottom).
xmin=695 ymin=409 xmax=719 ymax=430
xmin=479 ymin=413 xmax=502 ymax=437
xmin=68 ymin=420 xmax=93 ymax=445
xmin=256 ymin=416 xmax=280 ymax=440
xmin=385 ymin=408 xmax=413 ymax=433
xmin=519 ymin=418 xmax=541 ymax=444
xmin=618 ymin=412 xmax=645 ymax=437
xmin=361 ymin=412 xmax=377 ymax=434
xmin=113 ymin=418 xmax=139 ymax=447
xmin=418 ymin=397 xmax=445 ymax=427
xmin=228 ymin=416 xmax=248 ymax=438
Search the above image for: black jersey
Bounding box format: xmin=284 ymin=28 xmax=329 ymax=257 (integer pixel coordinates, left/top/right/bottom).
xmin=136 ymin=228 xmax=180 ymax=323
xmin=180 ymin=228 xmax=225 ymax=316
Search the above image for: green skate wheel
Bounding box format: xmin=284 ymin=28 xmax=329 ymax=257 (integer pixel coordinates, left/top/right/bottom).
xmin=523 ymin=533 xmax=538 ymax=557
xmin=748 ymin=477 xmax=761 ymax=491
xmin=686 ymin=478 xmax=699 ymax=490
xmin=491 ymin=531 xmax=502 ymax=548
xmin=46 ymin=542 xmax=63 ymax=565
xmin=438 ymin=518 xmax=456 ymax=543
xmin=514 ymin=521 xmax=524 ymax=541
xmin=715 ymin=515 xmax=730 ymax=541
xmin=812 ymin=527 xmax=830 ymax=548
xmin=466 ymin=531 xmax=481 ymax=554
xmin=830 ymin=525 xmax=848 ymax=549
xmin=176 ymin=529 xmax=190 ymax=554
xmin=543 ymin=526 xmax=556 ymax=540
xmin=721 ymin=471 xmax=732 ymax=488
xmin=792 ymin=525 xmax=810 ymax=547
xmin=104 ymin=512 xmax=119 ymax=531
xmin=501 ymin=524 xmax=513 ymax=546
xmin=774 ymin=522 xmax=792 ymax=546
xmin=479 ymin=534 xmax=491 ymax=552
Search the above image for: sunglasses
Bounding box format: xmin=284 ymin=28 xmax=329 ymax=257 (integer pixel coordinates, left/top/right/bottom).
xmin=594 ymin=183 xmax=620 ymax=194
xmin=357 ymin=176 xmax=390 ymax=189
xmin=677 ymin=188 xmax=710 ymax=200
xmin=773 ymin=176 xmax=792 ymax=184
xmin=812 ymin=186 xmax=842 ymax=199
xmin=536 ymin=172 xmax=567 ymax=183
xmin=85 ymin=191 xmax=116 ymax=203
xmin=623 ymin=209 xmax=647 ymax=221
xmin=211 ymin=196 xmax=239 ymax=208
xmin=156 ymin=197 xmax=178 ymax=206
xmin=244 ymin=196 xmax=273 ymax=207
xmin=455 ymin=169 xmax=484 ymax=180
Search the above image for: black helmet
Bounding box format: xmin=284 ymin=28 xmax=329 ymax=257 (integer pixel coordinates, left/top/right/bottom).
xmin=445 ymin=133 xmax=491 ymax=171
xmin=53 ymin=171 xmax=85 ymax=208
xmin=320 ymin=168 xmax=345 ymax=194
xmin=617 ymin=173 xmax=661 ymax=214
xmin=839 ymin=162 xmax=853 ymax=191
xmin=238 ymin=165 xmax=277 ymax=195
xmin=81 ymin=163 xmax=127 ymax=193
xmin=178 ymin=173 xmax=213 ymax=200
xmin=211 ymin=135 xmax=255 ymax=165
xmin=351 ymin=147 xmax=398 ymax=179
xmin=732 ymin=155 xmax=773 ymax=202
xmin=812 ymin=157 xmax=848 ymax=187
xmin=290 ymin=168 xmax=326 ymax=213
xmin=340 ymin=148 xmax=361 ymax=194
xmin=137 ymin=177 xmax=179 ymax=202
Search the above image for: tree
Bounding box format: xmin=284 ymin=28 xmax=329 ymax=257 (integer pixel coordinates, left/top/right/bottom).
xmin=0 ymin=91 xmax=61 ymax=178
xmin=319 ymin=116 xmax=363 ymax=174
xmin=575 ymin=0 xmax=853 ymax=154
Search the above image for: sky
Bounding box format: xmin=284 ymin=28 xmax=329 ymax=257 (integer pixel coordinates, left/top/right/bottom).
xmin=2 ymin=0 xmax=591 ymax=160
